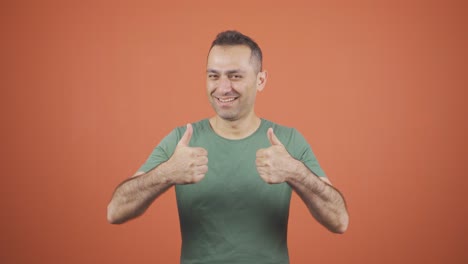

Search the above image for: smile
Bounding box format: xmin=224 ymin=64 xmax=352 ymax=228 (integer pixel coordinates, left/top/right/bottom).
xmin=216 ymin=97 xmax=238 ymax=103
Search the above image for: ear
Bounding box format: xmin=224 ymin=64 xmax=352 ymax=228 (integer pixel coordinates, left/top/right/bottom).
xmin=256 ymin=70 xmax=267 ymax=92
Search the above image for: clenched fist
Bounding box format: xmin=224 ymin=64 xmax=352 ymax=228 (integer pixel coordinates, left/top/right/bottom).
xmin=164 ymin=124 xmax=208 ymax=184
xmin=256 ymin=128 xmax=299 ymax=184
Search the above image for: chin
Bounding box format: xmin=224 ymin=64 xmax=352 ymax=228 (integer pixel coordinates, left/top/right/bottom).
xmin=210 ymin=104 xmax=236 ymax=121
xmin=214 ymin=110 xmax=240 ymax=121
xmin=217 ymin=113 xmax=239 ymax=121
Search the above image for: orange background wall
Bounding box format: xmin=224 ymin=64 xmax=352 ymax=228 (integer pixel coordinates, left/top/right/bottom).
xmin=1 ymin=1 xmax=467 ymax=263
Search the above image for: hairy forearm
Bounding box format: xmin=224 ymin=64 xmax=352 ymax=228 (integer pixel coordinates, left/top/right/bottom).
xmin=286 ymin=162 xmax=349 ymax=233
xmin=107 ymin=163 xmax=173 ymax=224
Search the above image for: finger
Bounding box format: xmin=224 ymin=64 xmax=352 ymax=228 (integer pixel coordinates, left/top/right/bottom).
xmin=256 ymin=167 xmax=266 ymax=177
xmin=256 ymin=148 xmax=266 ymax=158
xmin=198 ymin=164 xmax=208 ymax=174
xmin=193 ymin=165 xmax=208 ymax=182
xmin=267 ymin=128 xmax=283 ymax=146
xmin=178 ymin=123 xmax=193 ymax=146
xmin=195 ymin=156 xmax=208 ymax=165
xmin=193 ymin=147 xmax=208 ymax=156
xmin=255 ymin=158 xmax=265 ymax=167
xmin=255 ymin=165 xmax=263 ymax=174
xmin=192 ymin=173 xmax=206 ymax=183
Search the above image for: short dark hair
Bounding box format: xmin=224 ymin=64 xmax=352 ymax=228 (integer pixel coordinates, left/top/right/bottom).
xmin=209 ymin=30 xmax=263 ymax=72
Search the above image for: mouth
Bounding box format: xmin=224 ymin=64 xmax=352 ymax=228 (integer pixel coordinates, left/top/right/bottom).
xmin=215 ymin=96 xmax=239 ymax=104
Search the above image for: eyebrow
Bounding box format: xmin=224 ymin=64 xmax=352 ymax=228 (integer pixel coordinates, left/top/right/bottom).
xmin=206 ymin=69 xmax=246 ymax=75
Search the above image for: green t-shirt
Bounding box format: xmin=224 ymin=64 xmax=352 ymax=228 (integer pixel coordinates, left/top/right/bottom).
xmin=138 ymin=118 xmax=326 ymax=264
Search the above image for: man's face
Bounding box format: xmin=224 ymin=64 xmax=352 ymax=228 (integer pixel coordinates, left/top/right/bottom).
xmin=206 ymin=45 xmax=265 ymax=121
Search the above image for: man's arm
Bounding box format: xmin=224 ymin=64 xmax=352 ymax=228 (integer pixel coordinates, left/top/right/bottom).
xmin=286 ymin=164 xmax=348 ymax=233
xmin=107 ymin=124 xmax=208 ymax=224
xmin=107 ymin=167 xmax=173 ymax=224
xmin=256 ymin=128 xmax=349 ymax=233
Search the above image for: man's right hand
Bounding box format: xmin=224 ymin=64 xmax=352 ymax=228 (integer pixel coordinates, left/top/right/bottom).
xmin=163 ymin=123 xmax=208 ymax=184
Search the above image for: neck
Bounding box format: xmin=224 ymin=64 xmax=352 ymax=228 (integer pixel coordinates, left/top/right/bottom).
xmin=209 ymin=113 xmax=261 ymax=140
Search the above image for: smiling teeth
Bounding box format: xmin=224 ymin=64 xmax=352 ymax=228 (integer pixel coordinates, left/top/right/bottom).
xmin=218 ymin=98 xmax=236 ymax=103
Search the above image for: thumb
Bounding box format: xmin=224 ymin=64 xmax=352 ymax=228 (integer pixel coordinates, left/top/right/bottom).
xmin=267 ymin=127 xmax=283 ymax=146
xmin=178 ymin=123 xmax=193 ymax=146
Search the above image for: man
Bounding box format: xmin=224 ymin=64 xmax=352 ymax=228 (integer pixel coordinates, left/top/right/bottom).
xmin=107 ymin=30 xmax=349 ymax=264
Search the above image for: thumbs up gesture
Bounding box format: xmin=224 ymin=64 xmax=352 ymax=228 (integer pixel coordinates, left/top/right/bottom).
xmin=256 ymin=128 xmax=298 ymax=184
xmin=164 ymin=124 xmax=208 ymax=184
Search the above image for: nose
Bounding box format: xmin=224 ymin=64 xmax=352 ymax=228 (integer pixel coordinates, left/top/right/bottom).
xmin=217 ymin=75 xmax=232 ymax=94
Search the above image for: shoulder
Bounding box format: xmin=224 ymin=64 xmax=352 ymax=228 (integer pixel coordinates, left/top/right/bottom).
xmin=261 ymin=119 xmax=294 ymax=133
xmin=261 ymin=119 xmax=312 ymax=158
xmin=165 ymin=119 xmax=210 ymax=146
xmin=191 ymin=118 xmax=211 ymax=134
xmin=261 ymin=119 xmax=304 ymax=145
xmin=170 ymin=119 xmax=209 ymax=137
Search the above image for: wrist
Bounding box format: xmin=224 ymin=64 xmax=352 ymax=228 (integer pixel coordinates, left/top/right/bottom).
xmin=151 ymin=162 xmax=175 ymax=186
xmin=285 ymin=159 xmax=308 ymax=183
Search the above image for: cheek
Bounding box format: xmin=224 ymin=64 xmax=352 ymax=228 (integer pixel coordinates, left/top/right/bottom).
xmin=206 ymin=83 xmax=215 ymax=95
xmin=232 ymin=80 xmax=249 ymax=92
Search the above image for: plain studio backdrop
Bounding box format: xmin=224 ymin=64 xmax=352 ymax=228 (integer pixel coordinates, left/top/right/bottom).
xmin=1 ymin=1 xmax=467 ymax=263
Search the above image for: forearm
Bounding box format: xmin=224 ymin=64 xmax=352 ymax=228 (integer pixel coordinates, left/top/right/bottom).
xmin=286 ymin=161 xmax=349 ymax=233
xmin=107 ymin=163 xmax=174 ymax=224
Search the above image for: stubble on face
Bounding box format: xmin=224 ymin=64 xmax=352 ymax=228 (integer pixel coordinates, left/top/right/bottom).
xmin=206 ymin=45 xmax=259 ymax=122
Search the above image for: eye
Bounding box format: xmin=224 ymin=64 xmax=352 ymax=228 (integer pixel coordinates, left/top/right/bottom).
xmin=229 ymin=75 xmax=242 ymax=80
xmin=208 ymin=74 xmax=219 ymax=79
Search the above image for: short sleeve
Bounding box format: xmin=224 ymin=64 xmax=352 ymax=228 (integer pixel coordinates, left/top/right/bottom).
xmin=287 ymin=129 xmax=327 ymax=178
xmin=137 ymin=128 xmax=182 ymax=173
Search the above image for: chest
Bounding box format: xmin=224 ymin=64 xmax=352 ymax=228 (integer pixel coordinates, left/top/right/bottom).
xmin=176 ymin=137 xmax=291 ymax=217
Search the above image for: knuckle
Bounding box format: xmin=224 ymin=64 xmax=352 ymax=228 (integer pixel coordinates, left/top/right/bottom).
xmin=181 ymin=177 xmax=192 ymax=184
xmin=194 ymin=147 xmax=207 ymax=155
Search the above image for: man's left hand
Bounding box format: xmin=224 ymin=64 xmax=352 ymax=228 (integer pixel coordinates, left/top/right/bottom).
xmin=256 ymin=128 xmax=299 ymax=184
